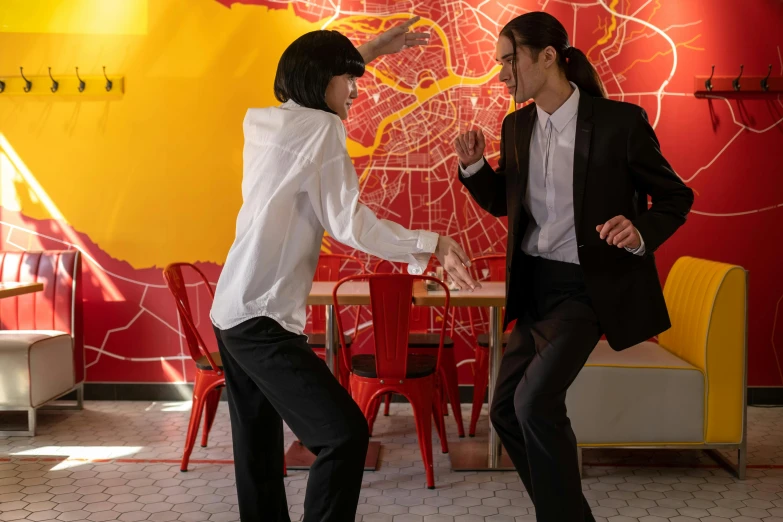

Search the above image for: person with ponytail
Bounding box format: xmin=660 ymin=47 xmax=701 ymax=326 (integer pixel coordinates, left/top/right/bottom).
xmin=454 ymin=11 xmax=694 ymax=522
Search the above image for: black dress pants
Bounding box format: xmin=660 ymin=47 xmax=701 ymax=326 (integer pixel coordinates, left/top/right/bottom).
xmin=214 ymin=316 xmax=369 ymax=522
xmin=489 ymin=257 xmax=602 ymax=521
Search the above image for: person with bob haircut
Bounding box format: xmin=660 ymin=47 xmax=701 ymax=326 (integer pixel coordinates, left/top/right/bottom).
xmin=210 ymin=16 xmax=480 ymax=522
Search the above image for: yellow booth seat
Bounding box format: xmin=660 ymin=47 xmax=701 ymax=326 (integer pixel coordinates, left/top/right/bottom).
xmin=566 ymin=256 xmax=748 ymax=478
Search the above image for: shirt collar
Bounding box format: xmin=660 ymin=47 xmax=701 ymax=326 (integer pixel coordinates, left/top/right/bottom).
xmin=536 ymin=82 xmax=580 ymax=133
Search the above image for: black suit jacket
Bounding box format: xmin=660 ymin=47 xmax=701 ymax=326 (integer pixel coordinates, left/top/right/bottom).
xmin=460 ymin=89 xmax=694 ymax=350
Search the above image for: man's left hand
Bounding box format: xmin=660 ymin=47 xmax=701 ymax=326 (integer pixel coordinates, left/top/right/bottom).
xmin=357 ymin=16 xmax=430 ymax=63
xmin=597 ymin=216 xmax=641 ymax=249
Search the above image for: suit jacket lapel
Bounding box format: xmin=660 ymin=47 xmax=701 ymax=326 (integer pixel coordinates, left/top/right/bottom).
xmin=573 ymin=91 xmax=593 ymax=241
xmin=512 ymin=106 xmax=536 ymax=243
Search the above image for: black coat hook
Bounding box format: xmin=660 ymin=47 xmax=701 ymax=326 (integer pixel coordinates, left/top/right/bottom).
xmin=761 ymin=64 xmax=772 ymax=91
xmin=75 ymin=67 xmax=85 ymax=92
xmin=103 ymin=66 xmax=113 ymax=92
xmin=0 ymin=80 xmax=5 ymax=94
xmin=20 ymin=67 xmax=32 ymax=92
xmin=732 ymin=64 xmax=744 ymax=91
xmin=48 ymin=67 xmax=59 ymax=93
xmin=705 ymin=64 xmax=715 ymax=91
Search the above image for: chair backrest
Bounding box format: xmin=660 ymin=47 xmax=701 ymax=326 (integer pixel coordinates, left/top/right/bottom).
xmin=470 ymin=254 xmax=506 ymax=282
xmin=0 ymin=250 xmax=84 ymax=384
xmin=162 ymin=262 xmax=220 ymax=372
xmin=310 ymin=254 xmax=363 ymax=334
xmin=467 ymin=254 xmax=507 ymax=336
xmin=658 ymin=256 xmax=747 ymax=444
xmin=333 ymin=274 xmax=450 ymax=380
xmin=372 ymin=258 xmax=438 ymax=334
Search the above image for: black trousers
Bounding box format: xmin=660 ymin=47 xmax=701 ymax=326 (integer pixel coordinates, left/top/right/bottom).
xmin=489 ymin=256 xmax=602 ymax=522
xmin=214 ymin=316 xmax=369 ymax=522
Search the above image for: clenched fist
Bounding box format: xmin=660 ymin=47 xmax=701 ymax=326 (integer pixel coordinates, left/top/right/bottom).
xmin=596 ymin=216 xmax=642 ymax=250
xmin=454 ymin=129 xmax=486 ymax=168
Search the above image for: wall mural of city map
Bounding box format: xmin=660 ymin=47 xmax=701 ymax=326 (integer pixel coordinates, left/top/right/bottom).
xmin=0 ymin=0 xmax=781 ymax=387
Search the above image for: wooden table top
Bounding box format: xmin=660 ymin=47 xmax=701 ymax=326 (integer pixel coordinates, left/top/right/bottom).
xmin=412 ymin=281 xmax=506 ymax=307
xmin=306 ymin=281 xmax=506 ymax=307
xmin=0 ymin=282 xmax=44 ymax=299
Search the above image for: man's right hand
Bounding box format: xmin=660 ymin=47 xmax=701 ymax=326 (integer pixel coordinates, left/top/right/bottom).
xmin=454 ymin=128 xmax=486 ymax=168
xmin=434 ymin=236 xmax=481 ymax=292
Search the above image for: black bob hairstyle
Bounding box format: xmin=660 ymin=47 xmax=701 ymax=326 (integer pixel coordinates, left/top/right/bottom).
xmin=274 ymin=30 xmax=366 ymax=114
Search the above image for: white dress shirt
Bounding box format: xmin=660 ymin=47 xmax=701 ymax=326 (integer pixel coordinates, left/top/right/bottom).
xmin=211 ymin=100 xmax=438 ymax=334
xmin=462 ymin=84 xmax=644 ymax=263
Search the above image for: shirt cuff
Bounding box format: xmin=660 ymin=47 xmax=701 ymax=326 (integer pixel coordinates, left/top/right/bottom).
xmin=407 ymin=231 xmax=439 ymax=275
xmin=459 ymin=158 xmax=485 ymax=178
xmin=625 ymin=227 xmax=646 ymax=256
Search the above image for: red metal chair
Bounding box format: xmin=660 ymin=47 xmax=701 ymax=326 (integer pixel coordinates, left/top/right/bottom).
xmin=371 ymin=260 xmax=466 ymax=437
xmin=308 ymin=253 xmax=364 ymax=386
xmin=333 ymin=274 xmax=450 ymax=489
xmin=163 ymin=263 xmax=236 ymax=473
xmin=466 ymin=254 xmax=512 ymax=437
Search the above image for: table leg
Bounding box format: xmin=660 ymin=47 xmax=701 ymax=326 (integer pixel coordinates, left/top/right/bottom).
xmin=487 ymin=305 xmax=503 ymax=468
xmin=448 ymin=305 xmax=514 ymax=471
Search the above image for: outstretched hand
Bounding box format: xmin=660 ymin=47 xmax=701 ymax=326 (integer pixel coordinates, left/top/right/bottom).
xmin=358 ymin=16 xmax=430 ymax=63
xmin=434 ymin=236 xmax=481 ymax=292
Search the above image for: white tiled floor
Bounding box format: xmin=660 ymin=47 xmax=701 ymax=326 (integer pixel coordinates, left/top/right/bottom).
xmin=1 ymin=402 xmax=782 ymax=521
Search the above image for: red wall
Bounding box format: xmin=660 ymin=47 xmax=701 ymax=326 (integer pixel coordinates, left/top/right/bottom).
xmin=1 ymin=0 xmax=781 ymax=386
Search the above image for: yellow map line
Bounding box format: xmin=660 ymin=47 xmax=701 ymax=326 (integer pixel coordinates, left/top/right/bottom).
xmin=587 ymin=0 xmax=620 ymax=59
xmin=331 ymin=15 xmax=500 ymax=160
xmin=617 ymin=34 xmax=703 ymax=77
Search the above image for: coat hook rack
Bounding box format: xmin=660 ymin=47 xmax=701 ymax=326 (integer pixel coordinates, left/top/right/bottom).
xmin=20 ymin=67 xmax=32 ymax=92
xmin=761 ymin=64 xmax=772 ymax=91
xmin=1 ymin=67 xmax=123 ymax=96
xmin=732 ymin=64 xmax=744 ymax=91
xmin=48 ymin=67 xmax=59 ymax=93
xmin=695 ymin=63 xmax=782 ymax=98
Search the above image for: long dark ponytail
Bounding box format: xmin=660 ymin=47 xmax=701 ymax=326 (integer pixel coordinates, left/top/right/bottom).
xmin=500 ymin=11 xmax=607 ymax=99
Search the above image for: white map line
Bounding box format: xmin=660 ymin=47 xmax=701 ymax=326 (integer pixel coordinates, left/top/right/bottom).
xmin=683 ymin=96 xmax=783 ymax=183
xmin=1 ymin=222 xmax=212 ymax=369
xmin=0 ymin=221 xmax=167 ymax=289
xmin=320 ymin=0 xmax=340 ymax=29
xmin=85 ymin=346 xmax=189 ymax=363
xmin=598 ymin=0 xmax=676 ymax=126
xmin=3 ymin=0 xmax=779 ymax=377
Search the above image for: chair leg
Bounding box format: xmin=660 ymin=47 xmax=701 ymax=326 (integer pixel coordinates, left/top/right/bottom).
xmin=383 ymin=393 xmax=392 ymax=416
xmin=439 ymin=350 xmax=465 ymax=438
xmin=469 ymin=346 xmax=489 ymax=437
xmin=367 ymin=396 xmax=381 ymax=436
xmin=351 ymin=378 xmax=378 ymax=432
xmin=76 ymin=384 xmax=84 ymax=410
xmin=201 ymin=387 xmax=222 ymax=448
xmin=408 ymin=379 xmax=436 ymax=489
xmin=181 ymin=376 xmax=207 ymax=472
xmin=432 ymin=377 xmax=449 ymax=455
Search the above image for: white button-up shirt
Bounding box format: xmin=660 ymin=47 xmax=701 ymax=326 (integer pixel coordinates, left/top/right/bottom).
xmin=211 ymin=101 xmax=438 ymax=334
xmin=462 ymin=84 xmax=644 ymax=264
